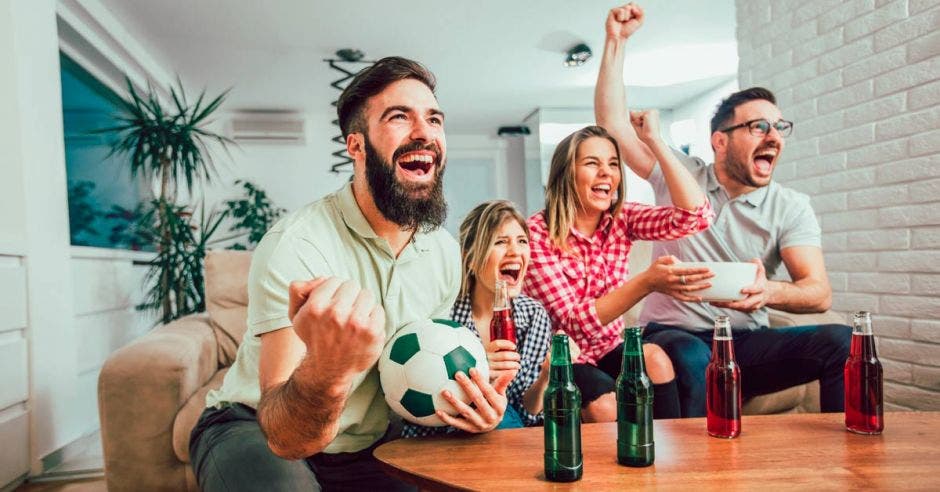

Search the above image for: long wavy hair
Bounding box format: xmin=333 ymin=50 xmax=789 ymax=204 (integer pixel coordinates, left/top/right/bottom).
xmin=458 ymin=200 xmax=529 ymax=298
xmin=544 ymin=125 xmax=626 ymax=252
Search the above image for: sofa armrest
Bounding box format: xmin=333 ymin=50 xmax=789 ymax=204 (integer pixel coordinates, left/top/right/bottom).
xmin=98 ymin=313 xmax=218 ymax=492
xmin=767 ymin=308 xmax=846 ymax=328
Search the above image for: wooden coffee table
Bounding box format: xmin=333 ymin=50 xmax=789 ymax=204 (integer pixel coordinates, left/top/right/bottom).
xmin=374 ymin=412 xmax=940 ymax=490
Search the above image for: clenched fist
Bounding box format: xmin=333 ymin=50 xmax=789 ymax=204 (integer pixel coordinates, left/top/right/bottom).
xmin=606 ymin=3 xmax=645 ymax=41
xmin=630 ymin=109 xmax=662 ymax=144
xmin=288 ymin=277 xmax=386 ymax=377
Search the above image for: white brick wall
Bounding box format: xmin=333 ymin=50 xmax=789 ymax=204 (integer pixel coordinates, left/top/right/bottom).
xmin=737 ymin=0 xmax=940 ymax=410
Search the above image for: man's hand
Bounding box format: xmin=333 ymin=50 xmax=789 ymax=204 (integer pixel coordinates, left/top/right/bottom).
xmin=606 ymin=3 xmax=645 ymax=41
xmin=485 ymin=339 xmax=521 ymax=384
xmin=630 ymin=109 xmax=662 ymax=145
xmin=436 ymin=368 xmax=513 ymax=433
xmin=711 ymin=259 xmax=771 ymax=313
xmin=288 ymin=277 xmax=386 ymax=379
xmin=641 ymin=255 xmax=714 ymax=302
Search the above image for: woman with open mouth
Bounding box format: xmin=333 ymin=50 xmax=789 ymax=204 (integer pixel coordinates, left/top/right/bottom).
xmin=524 ymin=122 xmax=714 ymax=422
xmin=402 ymin=200 xmax=557 ymax=437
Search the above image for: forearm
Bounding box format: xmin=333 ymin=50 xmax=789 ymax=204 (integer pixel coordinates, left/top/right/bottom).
xmin=595 ymin=37 xmax=655 ymax=178
xmin=645 ymin=139 xmax=706 ymax=210
xmin=595 ymin=273 xmax=653 ymax=326
xmin=766 ymin=278 xmax=832 ymax=313
xmin=257 ymin=360 xmax=352 ymax=459
xmin=522 ymin=372 xmax=550 ymax=415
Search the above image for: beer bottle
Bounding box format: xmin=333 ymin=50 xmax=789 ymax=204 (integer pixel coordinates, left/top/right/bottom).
xmin=490 ymin=279 xmax=517 ymax=343
xmin=845 ymin=311 xmax=884 ymax=434
xmin=616 ymin=327 xmax=654 ymax=466
xmin=543 ymin=333 xmax=582 ymax=482
xmin=706 ymin=315 xmax=741 ymax=438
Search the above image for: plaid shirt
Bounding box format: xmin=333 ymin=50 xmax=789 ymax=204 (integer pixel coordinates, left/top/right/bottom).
xmin=524 ymin=201 xmax=713 ymax=365
xmin=402 ymin=294 xmax=552 ymax=438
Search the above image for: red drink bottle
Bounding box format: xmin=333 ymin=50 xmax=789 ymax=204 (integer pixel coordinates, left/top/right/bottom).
xmin=845 ymin=311 xmax=884 ymax=435
xmin=706 ymin=315 xmax=741 ymax=438
xmin=490 ymin=280 xmax=517 ymax=344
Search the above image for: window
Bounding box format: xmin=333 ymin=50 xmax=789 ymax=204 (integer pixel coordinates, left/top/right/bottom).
xmin=60 ymin=53 xmax=152 ymax=251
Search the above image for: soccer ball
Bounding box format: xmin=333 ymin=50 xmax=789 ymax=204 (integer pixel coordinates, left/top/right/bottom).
xmin=379 ymin=318 xmax=489 ymax=427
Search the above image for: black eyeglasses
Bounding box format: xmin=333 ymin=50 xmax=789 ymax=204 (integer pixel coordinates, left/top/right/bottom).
xmin=719 ymin=118 xmax=793 ymax=138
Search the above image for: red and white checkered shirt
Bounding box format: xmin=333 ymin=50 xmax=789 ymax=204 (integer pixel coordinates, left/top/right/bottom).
xmin=524 ymin=201 xmax=714 ymax=365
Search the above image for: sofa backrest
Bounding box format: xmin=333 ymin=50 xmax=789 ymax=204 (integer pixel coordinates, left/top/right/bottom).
xmin=204 ymin=250 xmax=252 ymax=366
xmin=623 ymin=240 xmax=652 ymax=326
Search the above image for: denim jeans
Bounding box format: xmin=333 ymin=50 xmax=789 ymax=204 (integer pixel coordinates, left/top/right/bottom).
xmin=189 ymin=402 xmax=416 ymax=492
xmin=643 ymin=323 xmax=852 ymax=418
xmin=495 ymin=405 xmax=525 ymax=429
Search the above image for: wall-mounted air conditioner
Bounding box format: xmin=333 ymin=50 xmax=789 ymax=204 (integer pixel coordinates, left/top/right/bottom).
xmin=229 ymin=115 xmax=306 ymax=144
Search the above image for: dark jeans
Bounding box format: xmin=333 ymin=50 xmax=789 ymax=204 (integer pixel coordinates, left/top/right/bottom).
xmin=189 ymin=403 xmax=415 ymax=492
xmin=643 ymin=322 xmax=852 ymax=418
xmin=571 ymin=343 xmax=682 ymax=419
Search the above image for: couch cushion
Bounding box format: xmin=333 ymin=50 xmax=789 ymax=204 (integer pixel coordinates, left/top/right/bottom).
xmin=744 ymin=380 xmax=820 ymax=414
xmin=173 ymin=368 xmax=229 ymax=463
xmin=204 ymin=250 xmax=252 ymax=366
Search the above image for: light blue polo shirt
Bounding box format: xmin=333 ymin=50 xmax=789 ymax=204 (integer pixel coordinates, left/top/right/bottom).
xmin=206 ymin=182 xmax=461 ymax=453
xmin=639 ymin=150 xmax=821 ymax=331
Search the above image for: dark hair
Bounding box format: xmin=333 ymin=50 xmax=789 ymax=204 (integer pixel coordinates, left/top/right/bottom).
xmin=336 ymin=56 xmax=436 ymax=137
xmin=709 ymin=87 xmax=777 ymax=134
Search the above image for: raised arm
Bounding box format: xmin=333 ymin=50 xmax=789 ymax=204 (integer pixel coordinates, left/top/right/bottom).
xmin=595 ymin=3 xmax=656 ymax=179
xmin=257 ymin=277 xmax=386 ymax=459
xmin=630 ymin=110 xmax=707 ymax=210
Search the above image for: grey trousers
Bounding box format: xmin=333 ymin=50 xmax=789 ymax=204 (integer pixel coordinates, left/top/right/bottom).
xmin=189 ymin=402 xmax=415 ymax=492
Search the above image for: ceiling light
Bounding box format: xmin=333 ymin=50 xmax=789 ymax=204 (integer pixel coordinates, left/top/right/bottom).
xmin=336 ymin=48 xmax=364 ymax=62
xmin=564 ymin=43 xmax=592 ymax=67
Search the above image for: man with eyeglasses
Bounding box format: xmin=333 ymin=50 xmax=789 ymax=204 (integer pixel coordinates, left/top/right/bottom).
xmin=595 ymin=3 xmax=850 ymax=418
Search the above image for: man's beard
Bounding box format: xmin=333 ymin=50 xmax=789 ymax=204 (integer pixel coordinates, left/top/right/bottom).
xmin=364 ymin=136 xmax=447 ymax=232
xmin=724 ymin=136 xmax=772 ymax=188
xmin=724 ymin=152 xmax=762 ymax=188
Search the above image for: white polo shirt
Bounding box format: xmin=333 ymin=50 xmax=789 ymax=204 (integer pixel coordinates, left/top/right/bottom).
xmin=639 ymin=150 xmax=822 ymax=331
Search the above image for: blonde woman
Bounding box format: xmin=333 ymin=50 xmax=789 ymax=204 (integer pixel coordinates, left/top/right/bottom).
xmin=524 ymin=124 xmax=714 ymax=421
xmin=404 ymin=200 xmax=554 ymax=437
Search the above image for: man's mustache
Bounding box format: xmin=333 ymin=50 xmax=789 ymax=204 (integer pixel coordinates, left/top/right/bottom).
xmin=392 ymin=141 xmax=442 ymax=164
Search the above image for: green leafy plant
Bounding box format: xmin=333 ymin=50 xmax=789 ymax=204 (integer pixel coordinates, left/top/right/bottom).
xmin=136 ymin=200 xmax=228 ymax=319
xmin=100 ymin=77 xmax=233 ymax=323
xmin=224 ymin=180 xmax=286 ymax=250
xmin=67 ymin=180 xmax=100 ymax=246
xmin=106 ymin=203 xmax=157 ymax=251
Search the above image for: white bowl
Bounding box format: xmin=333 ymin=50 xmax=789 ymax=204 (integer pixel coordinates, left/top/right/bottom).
xmin=682 ymin=261 xmax=758 ymax=302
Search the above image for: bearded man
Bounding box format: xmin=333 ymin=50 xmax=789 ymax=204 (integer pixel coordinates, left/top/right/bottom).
xmin=595 ymin=3 xmax=851 ymax=418
xmin=188 ymin=57 xmax=511 ymax=491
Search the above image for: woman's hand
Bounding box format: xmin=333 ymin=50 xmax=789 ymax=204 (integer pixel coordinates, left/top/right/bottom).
xmin=641 ymin=255 xmax=714 ymax=302
xmin=630 ymin=109 xmax=662 ymax=145
xmin=485 ymin=339 xmax=521 ymax=384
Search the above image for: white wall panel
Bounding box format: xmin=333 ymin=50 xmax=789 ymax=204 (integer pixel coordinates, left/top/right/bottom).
xmin=0 ymin=406 xmax=29 ymax=487
xmin=0 ymin=260 xmax=27 ymax=333
xmin=0 ymin=336 xmax=27 ymax=409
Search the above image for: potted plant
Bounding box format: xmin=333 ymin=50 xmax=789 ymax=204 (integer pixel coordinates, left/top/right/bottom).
xmin=101 ymin=78 xmax=233 ymax=323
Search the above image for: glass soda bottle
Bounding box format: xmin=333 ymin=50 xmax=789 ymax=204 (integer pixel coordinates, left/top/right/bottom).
xmin=543 ymin=333 xmax=582 ymax=482
xmin=616 ymin=327 xmax=654 ymax=467
xmin=490 ymin=279 xmax=517 ymax=344
xmin=844 ymin=311 xmax=884 ymax=435
xmin=706 ymin=315 xmax=741 ymax=438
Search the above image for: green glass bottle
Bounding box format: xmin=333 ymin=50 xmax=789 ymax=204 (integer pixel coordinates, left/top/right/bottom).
xmin=543 ymin=333 xmax=582 ymax=482
xmin=616 ymin=327 xmax=654 ymax=467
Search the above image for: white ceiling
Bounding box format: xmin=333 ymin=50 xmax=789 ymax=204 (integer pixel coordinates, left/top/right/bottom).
xmin=97 ymin=0 xmax=737 ymax=134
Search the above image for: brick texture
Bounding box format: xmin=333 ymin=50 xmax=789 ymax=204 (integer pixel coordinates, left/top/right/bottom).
xmin=737 ymin=1 xmax=940 ymax=410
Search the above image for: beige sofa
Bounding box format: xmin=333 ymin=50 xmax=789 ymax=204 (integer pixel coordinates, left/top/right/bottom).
xmin=98 ymin=248 xmax=841 ymax=491
xmin=99 ymin=250 xmax=249 ymax=492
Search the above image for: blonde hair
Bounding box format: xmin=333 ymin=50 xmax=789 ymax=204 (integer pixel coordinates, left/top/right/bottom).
xmin=544 ymin=125 xmax=626 ymax=252
xmin=458 ymin=200 xmax=529 ymax=298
